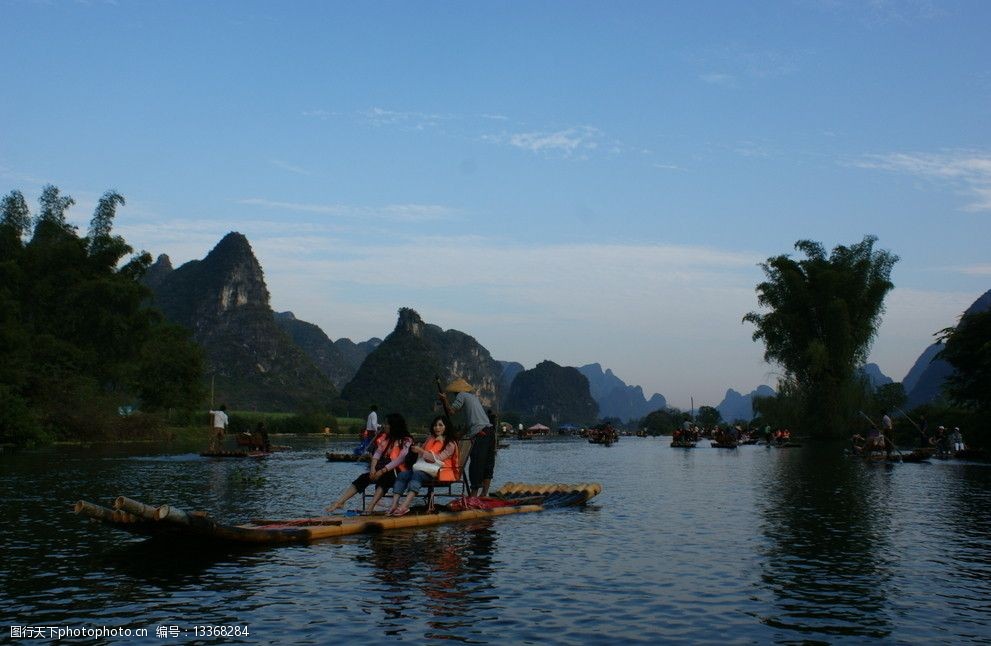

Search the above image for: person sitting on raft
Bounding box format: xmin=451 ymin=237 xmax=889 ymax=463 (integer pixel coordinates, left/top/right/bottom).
xmin=325 ymin=413 xmax=412 ymax=514
xmin=388 ymin=415 xmax=460 ymax=516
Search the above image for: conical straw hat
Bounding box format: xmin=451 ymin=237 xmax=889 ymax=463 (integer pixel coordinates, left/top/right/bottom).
xmin=445 ymin=378 xmax=473 ymax=393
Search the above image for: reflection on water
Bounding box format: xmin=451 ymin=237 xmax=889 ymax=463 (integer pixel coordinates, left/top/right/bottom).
xmin=356 ymin=522 xmax=497 ymax=640
xmin=756 ymin=447 xmax=894 ymax=639
xmin=2 ymin=436 xmax=991 ymax=643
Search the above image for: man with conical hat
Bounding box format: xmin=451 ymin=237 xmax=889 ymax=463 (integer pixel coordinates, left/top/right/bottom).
xmin=439 ymin=377 xmax=495 ymax=497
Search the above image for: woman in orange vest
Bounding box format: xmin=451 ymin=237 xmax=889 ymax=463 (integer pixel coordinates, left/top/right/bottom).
xmin=389 ymin=415 xmax=459 ymax=516
xmin=325 ymin=413 xmax=412 ymax=514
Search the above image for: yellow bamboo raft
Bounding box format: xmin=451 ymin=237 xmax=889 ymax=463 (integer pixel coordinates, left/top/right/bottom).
xmin=74 ymin=483 xmax=601 ymax=545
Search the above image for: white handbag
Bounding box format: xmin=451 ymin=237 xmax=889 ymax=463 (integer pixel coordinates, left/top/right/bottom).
xmin=412 ymin=454 xmax=442 ymax=476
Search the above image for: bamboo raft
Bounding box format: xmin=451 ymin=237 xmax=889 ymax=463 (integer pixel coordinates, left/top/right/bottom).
xmin=326 ymin=451 xmax=370 ymax=462
xmin=710 ymin=441 xmax=738 ymax=449
xmin=670 ymin=440 xmax=697 ymax=448
xmin=74 ymin=483 xmax=602 ymax=545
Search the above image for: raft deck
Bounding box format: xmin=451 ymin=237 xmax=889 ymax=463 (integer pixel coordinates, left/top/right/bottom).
xmin=75 ymin=483 xmax=601 ymax=545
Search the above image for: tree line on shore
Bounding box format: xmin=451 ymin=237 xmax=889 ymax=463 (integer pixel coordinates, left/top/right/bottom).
xmin=0 ymin=187 xmax=205 ymax=445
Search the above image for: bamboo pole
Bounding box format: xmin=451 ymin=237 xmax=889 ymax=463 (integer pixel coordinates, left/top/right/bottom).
xmin=155 ymin=504 xmax=191 ymax=525
xmin=113 ymin=496 xmax=160 ymax=521
xmin=74 ymin=500 xmax=116 ymax=522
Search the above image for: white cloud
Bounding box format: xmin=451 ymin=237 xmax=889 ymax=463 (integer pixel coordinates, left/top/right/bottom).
xmin=0 ymin=164 xmax=50 ymax=187
xmin=270 ymin=159 xmax=311 ymax=176
xmin=360 ymin=107 xmax=452 ymax=130
xmin=850 ymin=150 xmax=991 ymax=211
xmin=301 ymin=106 xmax=632 ymax=162
xmin=945 ymin=263 xmax=991 ymax=276
xmin=700 ymin=73 xmax=736 ymax=87
xmin=301 ymin=109 xmax=335 ymax=119
xmin=733 ymin=141 xmax=774 ymax=158
xmin=483 ymin=126 xmax=603 ymax=157
xmin=693 ymin=47 xmax=800 ymax=87
xmin=820 ymin=0 xmax=945 ymax=25
xmin=236 ymin=198 xmax=458 ymax=222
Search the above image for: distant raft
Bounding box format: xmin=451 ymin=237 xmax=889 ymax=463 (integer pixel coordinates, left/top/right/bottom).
xmin=74 ymin=483 xmax=602 ymax=545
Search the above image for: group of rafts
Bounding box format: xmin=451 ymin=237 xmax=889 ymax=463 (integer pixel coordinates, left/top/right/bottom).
xmin=75 ymin=483 xmax=601 ymax=545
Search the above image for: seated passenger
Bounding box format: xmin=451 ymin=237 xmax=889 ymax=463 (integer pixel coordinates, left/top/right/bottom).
xmin=389 ymin=416 xmax=459 ymax=516
xmin=325 ymin=413 xmax=412 ymax=514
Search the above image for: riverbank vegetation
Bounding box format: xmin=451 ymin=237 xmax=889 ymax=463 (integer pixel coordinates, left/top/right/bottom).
xmin=1 ymin=187 xmax=205 ymax=446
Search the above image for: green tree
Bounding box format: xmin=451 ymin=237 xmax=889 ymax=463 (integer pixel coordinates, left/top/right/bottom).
xmin=873 ymin=382 xmax=907 ymax=414
xmin=696 ymin=405 xmax=722 ymax=427
xmin=87 ymin=190 xmax=127 ymax=259
xmin=132 ymin=322 xmax=205 ymax=412
xmin=0 ymin=185 xmax=206 ymax=444
xmin=743 ymin=236 xmax=898 ymax=437
xmin=1 ymin=190 xmax=32 ymax=240
xmin=938 ymin=309 xmax=991 ymax=410
xmin=35 ymin=184 xmax=76 ymax=235
xmin=642 ymin=408 xmax=680 ymax=435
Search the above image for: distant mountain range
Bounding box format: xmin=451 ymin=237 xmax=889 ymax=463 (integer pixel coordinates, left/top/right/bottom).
xmin=274 ymin=311 xmax=379 ymax=389
xmin=859 ymin=363 xmax=893 ymax=390
xmin=144 ymin=231 xmax=969 ymax=420
xmin=577 ymin=363 xmax=667 ymax=422
xmin=715 ymin=385 xmax=776 ymax=423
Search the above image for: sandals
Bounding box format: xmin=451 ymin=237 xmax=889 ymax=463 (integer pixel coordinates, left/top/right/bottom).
xmin=390 ymin=508 xmax=409 ymax=516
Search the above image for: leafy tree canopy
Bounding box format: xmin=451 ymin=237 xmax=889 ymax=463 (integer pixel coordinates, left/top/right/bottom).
xmin=938 ymin=309 xmax=991 ymax=410
xmin=696 ymin=405 xmax=722 ymax=427
xmin=744 ymin=236 xmax=898 ymax=437
xmin=0 ymin=186 xmax=205 ymax=445
xmin=642 ymin=408 xmax=681 ymax=435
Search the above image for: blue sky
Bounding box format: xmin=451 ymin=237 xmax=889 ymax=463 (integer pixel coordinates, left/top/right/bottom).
xmin=2 ymin=0 xmax=989 ymax=408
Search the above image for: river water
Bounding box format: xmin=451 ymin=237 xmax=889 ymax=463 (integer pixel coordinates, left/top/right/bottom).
xmin=2 ymin=435 xmax=990 ymax=644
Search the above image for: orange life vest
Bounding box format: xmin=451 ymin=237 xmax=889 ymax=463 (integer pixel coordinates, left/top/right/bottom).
xmin=373 ymin=432 xmax=389 ymax=451
xmin=379 ymin=436 xmax=412 ymax=472
xmin=423 ymin=436 xmax=459 ymax=482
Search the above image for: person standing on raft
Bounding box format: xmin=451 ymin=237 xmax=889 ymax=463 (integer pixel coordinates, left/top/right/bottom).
xmin=353 ymin=404 xmax=381 ymax=455
xmin=438 ymin=378 xmax=495 ymax=497
xmin=208 ymin=404 xmax=229 ymax=452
